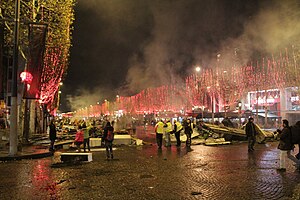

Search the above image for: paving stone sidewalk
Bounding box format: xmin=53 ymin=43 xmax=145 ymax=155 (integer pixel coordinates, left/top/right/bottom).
xmin=0 ymin=141 xmax=300 ymax=200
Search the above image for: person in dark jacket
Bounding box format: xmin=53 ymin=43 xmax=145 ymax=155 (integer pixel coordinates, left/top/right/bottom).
xmin=49 ymin=119 xmax=57 ymax=151
xmin=277 ymin=119 xmax=300 ymax=171
xmin=184 ymin=119 xmax=193 ymax=149
xmin=102 ymin=121 xmax=115 ymax=159
xmin=245 ymin=117 xmax=258 ymax=152
xmin=293 ymin=121 xmax=300 ymax=160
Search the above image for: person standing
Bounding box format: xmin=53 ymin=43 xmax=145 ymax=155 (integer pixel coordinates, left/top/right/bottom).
xmin=291 ymin=121 xmax=300 ymax=160
xmin=173 ymin=119 xmax=183 ymax=147
xmin=49 ymin=119 xmax=57 ymax=151
xmin=184 ymin=119 xmax=193 ymax=149
xmin=277 ymin=119 xmax=300 ymax=172
xmin=155 ymin=120 xmax=165 ymax=149
xmin=83 ymin=124 xmax=91 ymax=152
xmin=164 ymin=119 xmax=173 ymax=147
xmin=103 ymin=121 xmax=115 ymax=159
xmin=245 ymin=117 xmax=257 ymax=152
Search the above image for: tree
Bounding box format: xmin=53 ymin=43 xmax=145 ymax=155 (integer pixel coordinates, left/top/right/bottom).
xmin=0 ymin=0 xmax=75 ymax=113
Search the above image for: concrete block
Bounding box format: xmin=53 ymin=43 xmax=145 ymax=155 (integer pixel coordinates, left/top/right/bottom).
xmin=90 ymin=138 xmax=102 ymax=147
xmin=114 ymin=135 xmax=132 ymax=145
xmin=60 ymin=152 xmax=93 ymax=162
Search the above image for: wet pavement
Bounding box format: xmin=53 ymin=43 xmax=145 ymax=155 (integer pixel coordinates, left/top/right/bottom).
xmin=0 ymin=140 xmax=300 ymax=200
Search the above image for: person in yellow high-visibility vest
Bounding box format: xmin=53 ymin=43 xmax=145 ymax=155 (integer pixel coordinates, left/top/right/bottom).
xmin=164 ymin=119 xmax=173 ymax=147
xmin=173 ymin=119 xmax=183 ymax=147
xmin=155 ymin=119 xmax=165 ymax=149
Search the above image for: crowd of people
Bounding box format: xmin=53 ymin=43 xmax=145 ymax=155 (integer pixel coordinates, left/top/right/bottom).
xmin=48 ymin=116 xmax=300 ymax=171
xmin=48 ymin=118 xmax=116 ymax=160
xmin=154 ymin=118 xmax=194 ymax=150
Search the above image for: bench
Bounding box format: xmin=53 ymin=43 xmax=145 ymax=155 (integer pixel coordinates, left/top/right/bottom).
xmin=60 ymin=152 xmax=93 ymax=162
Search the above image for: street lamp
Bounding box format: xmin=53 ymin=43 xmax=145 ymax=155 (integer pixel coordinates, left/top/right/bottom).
xmin=195 ymin=66 xmax=204 ymax=120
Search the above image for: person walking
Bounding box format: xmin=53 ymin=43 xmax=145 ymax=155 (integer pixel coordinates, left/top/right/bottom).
xmin=155 ymin=119 xmax=165 ymax=149
xmin=164 ymin=119 xmax=173 ymax=147
xmin=277 ymin=119 xmax=300 ymax=172
xmin=103 ymin=121 xmax=115 ymax=159
xmin=173 ymin=119 xmax=183 ymax=147
xmin=83 ymin=124 xmax=91 ymax=152
xmin=245 ymin=117 xmax=257 ymax=152
xmin=184 ymin=119 xmax=193 ymax=149
xmin=49 ymin=119 xmax=57 ymax=151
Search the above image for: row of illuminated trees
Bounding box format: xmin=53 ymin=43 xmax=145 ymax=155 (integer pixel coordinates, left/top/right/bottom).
xmin=0 ymin=0 xmax=75 ymax=113
xmin=75 ymin=46 xmax=300 ymax=119
xmin=0 ymin=0 xmax=75 ymax=144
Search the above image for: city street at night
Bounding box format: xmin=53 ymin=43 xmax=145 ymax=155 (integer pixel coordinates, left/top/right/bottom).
xmin=1 ymin=1 xmax=300 ymax=200
xmin=0 ymin=140 xmax=300 ymax=200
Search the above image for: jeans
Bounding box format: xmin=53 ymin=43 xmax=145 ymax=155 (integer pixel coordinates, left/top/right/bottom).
xmin=156 ymin=133 xmax=163 ymax=149
xmin=83 ymin=138 xmax=90 ymax=152
xmin=105 ymin=140 xmax=113 ymax=159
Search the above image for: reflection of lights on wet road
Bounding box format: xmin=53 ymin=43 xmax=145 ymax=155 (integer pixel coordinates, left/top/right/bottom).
xmin=32 ymin=160 xmax=59 ymax=199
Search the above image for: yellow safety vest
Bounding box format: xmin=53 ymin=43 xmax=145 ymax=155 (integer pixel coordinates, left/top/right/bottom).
xmin=155 ymin=121 xmax=165 ymax=134
xmin=175 ymin=122 xmax=183 ymax=131
xmin=165 ymin=122 xmax=172 ymax=133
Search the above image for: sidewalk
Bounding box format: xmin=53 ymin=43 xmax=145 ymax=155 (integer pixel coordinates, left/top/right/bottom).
xmin=0 ymin=130 xmax=75 ymax=161
xmin=0 ymin=144 xmax=53 ymax=161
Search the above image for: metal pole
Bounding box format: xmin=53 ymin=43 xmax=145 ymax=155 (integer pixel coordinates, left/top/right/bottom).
xmin=212 ymin=92 xmax=215 ymax=123
xmin=9 ymin=0 xmax=20 ymax=156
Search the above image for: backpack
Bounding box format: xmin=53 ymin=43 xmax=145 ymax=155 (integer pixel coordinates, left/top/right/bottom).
xmin=290 ymin=123 xmax=300 ymax=144
xmin=106 ymin=129 xmax=114 ymax=141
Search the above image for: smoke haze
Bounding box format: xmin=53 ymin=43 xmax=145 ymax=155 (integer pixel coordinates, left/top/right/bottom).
xmin=63 ymin=0 xmax=300 ymax=111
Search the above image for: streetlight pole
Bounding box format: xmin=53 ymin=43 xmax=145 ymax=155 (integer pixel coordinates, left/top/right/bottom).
xmin=238 ymin=101 xmax=242 ymax=127
xmin=9 ymin=0 xmax=20 ymax=156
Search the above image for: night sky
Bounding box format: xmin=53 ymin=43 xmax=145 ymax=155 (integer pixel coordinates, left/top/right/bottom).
xmin=60 ymin=0 xmax=300 ymax=112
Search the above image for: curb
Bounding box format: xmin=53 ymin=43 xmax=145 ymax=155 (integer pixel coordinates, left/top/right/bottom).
xmin=0 ymin=151 xmax=54 ymax=161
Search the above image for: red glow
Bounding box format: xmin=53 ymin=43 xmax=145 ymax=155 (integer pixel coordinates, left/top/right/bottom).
xmin=73 ymin=48 xmax=298 ymax=117
xmin=20 ymin=71 xmax=33 ymax=83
